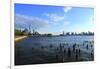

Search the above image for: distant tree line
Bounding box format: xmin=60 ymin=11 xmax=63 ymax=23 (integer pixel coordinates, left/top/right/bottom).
xmin=15 ymin=28 xmax=31 ymax=36
xmin=15 ymin=28 xmax=40 ymax=36
xmin=15 ymin=28 xmax=94 ymax=36
xmin=15 ymin=28 xmax=52 ymax=36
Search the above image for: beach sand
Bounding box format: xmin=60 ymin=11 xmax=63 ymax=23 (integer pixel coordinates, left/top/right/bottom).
xmin=15 ymin=36 xmax=27 ymax=41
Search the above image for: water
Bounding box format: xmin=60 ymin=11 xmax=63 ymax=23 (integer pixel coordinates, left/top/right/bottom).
xmin=15 ymin=35 xmax=94 ymax=65
xmin=16 ymin=35 xmax=93 ymax=46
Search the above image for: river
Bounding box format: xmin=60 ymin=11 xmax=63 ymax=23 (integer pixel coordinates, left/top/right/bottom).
xmin=15 ymin=35 xmax=94 ymax=65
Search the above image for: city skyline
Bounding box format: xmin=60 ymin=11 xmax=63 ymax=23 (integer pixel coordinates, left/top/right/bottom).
xmin=15 ymin=3 xmax=94 ymax=35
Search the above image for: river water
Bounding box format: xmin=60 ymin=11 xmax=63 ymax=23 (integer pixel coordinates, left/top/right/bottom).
xmin=15 ymin=35 xmax=94 ymax=65
xmin=16 ymin=35 xmax=94 ymax=46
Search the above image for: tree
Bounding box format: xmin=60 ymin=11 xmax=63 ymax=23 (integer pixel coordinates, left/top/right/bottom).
xmin=15 ymin=29 xmax=23 ymax=35
xmin=22 ymin=28 xmax=28 ymax=35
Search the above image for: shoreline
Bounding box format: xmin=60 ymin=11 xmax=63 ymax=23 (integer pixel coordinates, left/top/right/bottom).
xmin=15 ymin=36 xmax=27 ymax=42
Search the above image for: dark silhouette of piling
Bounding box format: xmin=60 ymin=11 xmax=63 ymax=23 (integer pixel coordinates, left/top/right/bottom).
xmin=75 ymin=54 xmax=78 ymax=60
xmin=32 ymin=47 xmax=34 ymax=53
xmin=91 ymin=44 xmax=93 ymax=49
xmin=67 ymin=48 xmax=71 ymax=58
xmin=78 ymin=48 xmax=81 ymax=56
xmin=50 ymin=44 xmax=53 ymax=48
xmin=91 ymin=52 xmax=93 ymax=59
xmin=41 ymin=46 xmax=44 ymax=49
xmin=56 ymin=47 xmax=59 ymax=51
xmin=73 ymin=43 xmax=76 ymax=53
xmin=59 ymin=43 xmax=63 ymax=53
xmin=86 ymin=44 xmax=89 ymax=50
xmin=64 ymin=49 xmax=66 ymax=56
xmin=91 ymin=50 xmax=94 ymax=60
xmin=56 ymin=54 xmax=59 ymax=62
xmin=75 ymin=49 xmax=78 ymax=60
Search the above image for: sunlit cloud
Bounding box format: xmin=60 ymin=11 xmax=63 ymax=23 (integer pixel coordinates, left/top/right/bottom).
xmin=15 ymin=14 xmax=49 ymax=30
xmin=44 ymin=7 xmax=72 ymax=23
xmin=63 ymin=7 xmax=72 ymax=13
xmin=44 ymin=13 xmax=65 ymax=22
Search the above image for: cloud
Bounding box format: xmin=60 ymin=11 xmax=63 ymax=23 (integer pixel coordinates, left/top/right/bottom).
xmin=88 ymin=16 xmax=94 ymax=24
xmin=43 ymin=12 xmax=71 ymax=27
xmin=44 ymin=7 xmax=72 ymax=23
xmin=63 ymin=7 xmax=72 ymax=13
xmin=44 ymin=13 xmax=65 ymax=22
xmin=15 ymin=14 xmax=49 ymax=29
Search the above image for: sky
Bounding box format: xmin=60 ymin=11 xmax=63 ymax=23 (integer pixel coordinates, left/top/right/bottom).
xmin=15 ymin=3 xmax=94 ymax=35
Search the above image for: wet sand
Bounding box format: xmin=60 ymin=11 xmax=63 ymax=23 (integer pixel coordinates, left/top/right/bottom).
xmin=15 ymin=36 xmax=27 ymax=42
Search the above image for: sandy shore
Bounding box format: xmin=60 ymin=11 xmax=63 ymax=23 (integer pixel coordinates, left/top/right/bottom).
xmin=15 ymin=36 xmax=27 ymax=41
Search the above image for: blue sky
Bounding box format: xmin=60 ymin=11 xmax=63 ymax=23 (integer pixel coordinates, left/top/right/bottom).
xmin=15 ymin=3 xmax=94 ymax=35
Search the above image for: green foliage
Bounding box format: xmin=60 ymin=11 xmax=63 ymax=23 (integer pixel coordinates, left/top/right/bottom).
xmin=15 ymin=28 xmax=29 ymax=36
xmin=15 ymin=29 xmax=24 ymax=36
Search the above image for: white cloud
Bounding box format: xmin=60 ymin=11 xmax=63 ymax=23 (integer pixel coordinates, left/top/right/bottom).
xmin=44 ymin=12 xmax=71 ymax=27
xmin=15 ymin=14 xmax=49 ymax=29
xmin=45 ymin=13 xmax=65 ymax=22
xmin=63 ymin=7 xmax=72 ymax=13
xmin=44 ymin=7 xmax=72 ymax=23
xmin=88 ymin=16 xmax=94 ymax=24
